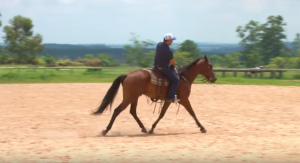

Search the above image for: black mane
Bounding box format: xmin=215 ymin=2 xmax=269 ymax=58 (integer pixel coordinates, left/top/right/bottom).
xmin=178 ymin=58 xmax=203 ymax=76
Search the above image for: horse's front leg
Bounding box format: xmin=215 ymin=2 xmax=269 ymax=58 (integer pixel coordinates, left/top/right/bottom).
xmin=179 ymin=99 xmax=206 ymax=133
xmin=148 ymin=101 xmax=171 ymax=134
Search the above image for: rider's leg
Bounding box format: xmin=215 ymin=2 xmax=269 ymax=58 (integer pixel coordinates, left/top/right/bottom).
xmin=160 ymin=67 xmax=179 ymax=100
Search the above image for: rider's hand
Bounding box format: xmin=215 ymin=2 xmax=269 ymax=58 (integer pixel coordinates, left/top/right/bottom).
xmin=170 ymin=59 xmax=176 ymax=66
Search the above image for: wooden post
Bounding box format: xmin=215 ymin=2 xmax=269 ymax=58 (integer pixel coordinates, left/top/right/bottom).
xmin=244 ymin=72 xmax=247 ymax=78
xmin=254 ymin=72 xmax=257 ymax=78
xmin=222 ymin=71 xmax=225 ymax=77
xmin=270 ymin=71 xmax=275 ymax=78
xmin=260 ymin=72 xmax=263 ymax=78
xmin=233 ymin=71 xmax=237 ymax=77
xmin=278 ymin=71 xmax=283 ymax=79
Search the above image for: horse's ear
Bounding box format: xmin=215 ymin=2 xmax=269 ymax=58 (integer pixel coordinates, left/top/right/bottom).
xmin=204 ymin=55 xmax=208 ymax=63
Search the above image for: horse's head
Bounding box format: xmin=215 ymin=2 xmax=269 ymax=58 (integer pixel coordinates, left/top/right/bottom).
xmin=198 ymin=55 xmax=217 ymax=83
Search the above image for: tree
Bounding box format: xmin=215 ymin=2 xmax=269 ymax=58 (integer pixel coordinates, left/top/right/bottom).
xmin=223 ymin=52 xmax=243 ymax=68
xmin=243 ymin=48 xmax=264 ymax=67
xmin=236 ymin=15 xmax=287 ymax=65
xmin=177 ymin=40 xmax=200 ymax=59
xmin=124 ymin=33 xmax=154 ymax=67
xmin=43 ymin=54 xmax=56 ymax=66
xmin=85 ymin=54 xmax=94 ymax=58
xmin=292 ymin=33 xmax=300 ymax=55
xmin=236 ymin=20 xmax=263 ymax=54
xmin=3 ymin=15 xmax=44 ymax=64
xmin=208 ymin=54 xmax=224 ymax=67
xmin=260 ymin=15 xmax=287 ymax=63
xmin=173 ymin=51 xmax=193 ymax=67
xmin=267 ymin=57 xmax=287 ymax=68
xmin=0 ymin=12 xmax=2 ymax=27
xmin=96 ymin=53 xmax=120 ymax=67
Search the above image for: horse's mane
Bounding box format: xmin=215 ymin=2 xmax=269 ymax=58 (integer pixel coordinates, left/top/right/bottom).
xmin=178 ymin=58 xmax=203 ymax=76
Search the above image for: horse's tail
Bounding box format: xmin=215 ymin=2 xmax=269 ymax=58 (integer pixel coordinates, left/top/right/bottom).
xmin=92 ymin=74 xmax=127 ymax=115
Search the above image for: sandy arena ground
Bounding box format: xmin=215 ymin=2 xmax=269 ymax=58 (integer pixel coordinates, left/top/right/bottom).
xmin=0 ymin=83 xmax=300 ymax=163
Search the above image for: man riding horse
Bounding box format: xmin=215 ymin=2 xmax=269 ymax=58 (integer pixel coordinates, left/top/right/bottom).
xmin=154 ymin=33 xmax=179 ymax=103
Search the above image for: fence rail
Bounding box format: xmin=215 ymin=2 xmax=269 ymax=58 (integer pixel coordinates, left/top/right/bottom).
xmin=0 ymin=67 xmax=299 ymax=79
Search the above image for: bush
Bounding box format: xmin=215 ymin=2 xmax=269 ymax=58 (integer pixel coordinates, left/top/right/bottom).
xmin=265 ymin=64 xmax=278 ymax=68
xmin=57 ymin=59 xmax=84 ymax=66
xmin=74 ymin=58 xmax=102 ymax=67
xmin=1 ymin=72 xmax=19 ymax=79
xmin=293 ymin=74 xmax=300 ymax=79
xmin=83 ymin=58 xmax=102 ymax=67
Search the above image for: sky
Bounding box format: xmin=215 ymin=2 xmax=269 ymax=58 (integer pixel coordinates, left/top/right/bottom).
xmin=0 ymin=0 xmax=299 ymax=44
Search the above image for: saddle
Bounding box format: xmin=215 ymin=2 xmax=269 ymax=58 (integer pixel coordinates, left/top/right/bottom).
xmin=145 ymin=67 xmax=180 ymax=102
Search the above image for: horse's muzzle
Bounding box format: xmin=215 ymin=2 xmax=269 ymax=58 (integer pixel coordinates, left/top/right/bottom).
xmin=209 ymin=78 xmax=217 ymax=83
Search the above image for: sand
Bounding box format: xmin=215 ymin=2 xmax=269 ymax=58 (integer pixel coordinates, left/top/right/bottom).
xmin=0 ymin=83 xmax=300 ymax=163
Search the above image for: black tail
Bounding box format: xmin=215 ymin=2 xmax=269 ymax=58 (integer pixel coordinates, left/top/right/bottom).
xmin=92 ymin=74 xmax=127 ymax=115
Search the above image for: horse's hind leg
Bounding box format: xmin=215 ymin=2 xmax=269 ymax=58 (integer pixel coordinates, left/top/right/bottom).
xmin=130 ymin=100 xmax=148 ymax=134
xmin=102 ymin=100 xmax=130 ymax=136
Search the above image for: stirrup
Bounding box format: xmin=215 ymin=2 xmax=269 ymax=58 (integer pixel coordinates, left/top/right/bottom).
xmin=166 ymin=99 xmax=180 ymax=103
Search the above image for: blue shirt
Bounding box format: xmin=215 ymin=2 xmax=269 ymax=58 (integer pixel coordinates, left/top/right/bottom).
xmin=154 ymin=42 xmax=173 ymax=68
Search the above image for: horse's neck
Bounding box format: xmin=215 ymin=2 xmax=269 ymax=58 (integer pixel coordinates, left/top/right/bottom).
xmin=183 ymin=64 xmax=199 ymax=84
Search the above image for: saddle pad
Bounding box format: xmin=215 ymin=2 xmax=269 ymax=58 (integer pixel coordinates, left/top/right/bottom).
xmin=145 ymin=69 xmax=169 ymax=86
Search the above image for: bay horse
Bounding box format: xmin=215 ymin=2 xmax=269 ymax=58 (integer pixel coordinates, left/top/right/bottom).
xmin=92 ymin=55 xmax=217 ymax=136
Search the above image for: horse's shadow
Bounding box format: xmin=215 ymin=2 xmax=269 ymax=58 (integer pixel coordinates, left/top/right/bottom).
xmin=96 ymin=131 xmax=201 ymax=138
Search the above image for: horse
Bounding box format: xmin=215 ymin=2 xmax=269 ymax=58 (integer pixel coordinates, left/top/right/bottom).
xmin=91 ymin=55 xmax=217 ymax=136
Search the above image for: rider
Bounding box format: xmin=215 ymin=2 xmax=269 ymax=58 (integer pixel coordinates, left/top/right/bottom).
xmin=154 ymin=33 xmax=180 ymax=103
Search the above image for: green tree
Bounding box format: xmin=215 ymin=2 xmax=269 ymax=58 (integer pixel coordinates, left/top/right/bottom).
xmin=236 ymin=15 xmax=287 ymax=65
xmin=223 ymin=52 xmax=243 ymax=68
xmin=260 ymin=15 xmax=287 ymax=63
xmin=0 ymin=12 xmax=2 ymax=27
xmin=243 ymin=48 xmax=264 ymax=67
xmin=3 ymin=15 xmax=44 ymax=64
xmin=173 ymin=51 xmax=193 ymax=67
xmin=96 ymin=53 xmax=120 ymax=67
xmin=267 ymin=57 xmax=287 ymax=68
xmin=177 ymin=40 xmax=200 ymax=59
xmin=124 ymin=33 xmax=154 ymax=67
xmin=236 ymin=20 xmax=262 ymax=54
xmin=285 ymin=57 xmax=300 ymax=68
xmin=43 ymin=54 xmax=56 ymax=66
xmin=0 ymin=12 xmax=9 ymax=64
xmin=85 ymin=54 xmax=94 ymax=58
xmin=292 ymin=33 xmax=300 ymax=55
xmin=209 ymin=54 xmax=224 ymax=67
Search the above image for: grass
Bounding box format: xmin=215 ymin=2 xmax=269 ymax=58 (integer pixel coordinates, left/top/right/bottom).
xmin=0 ymin=67 xmax=300 ymax=86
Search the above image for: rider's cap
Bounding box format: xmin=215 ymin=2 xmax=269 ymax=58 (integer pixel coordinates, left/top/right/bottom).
xmin=164 ymin=33 xmax=176 ymax=40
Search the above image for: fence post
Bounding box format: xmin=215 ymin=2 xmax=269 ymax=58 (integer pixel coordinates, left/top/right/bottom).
xmin=279 ymin=71 xmax=283 ymax=79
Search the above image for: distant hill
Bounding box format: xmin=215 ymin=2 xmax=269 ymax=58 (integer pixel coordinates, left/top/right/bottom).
xmin=39 ymin=42 xmax=245 ymax=61
xmin=0 ymin=42 xmax=295 ymax=61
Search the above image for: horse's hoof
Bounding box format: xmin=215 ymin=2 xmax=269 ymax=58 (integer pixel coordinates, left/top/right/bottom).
xmin=102 ymin=130 xmax=107 ymax=136
xmin=141 ymin=128 xmax=148 ymax=134
xmin=200 ymin=128 xmax=207 ymax=133
xmin=148 ymin=129 xmax=154 ymax=134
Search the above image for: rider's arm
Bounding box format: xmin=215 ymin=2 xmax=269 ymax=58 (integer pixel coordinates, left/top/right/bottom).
xmin=169 ymin=50 xmax=176 ymax=66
